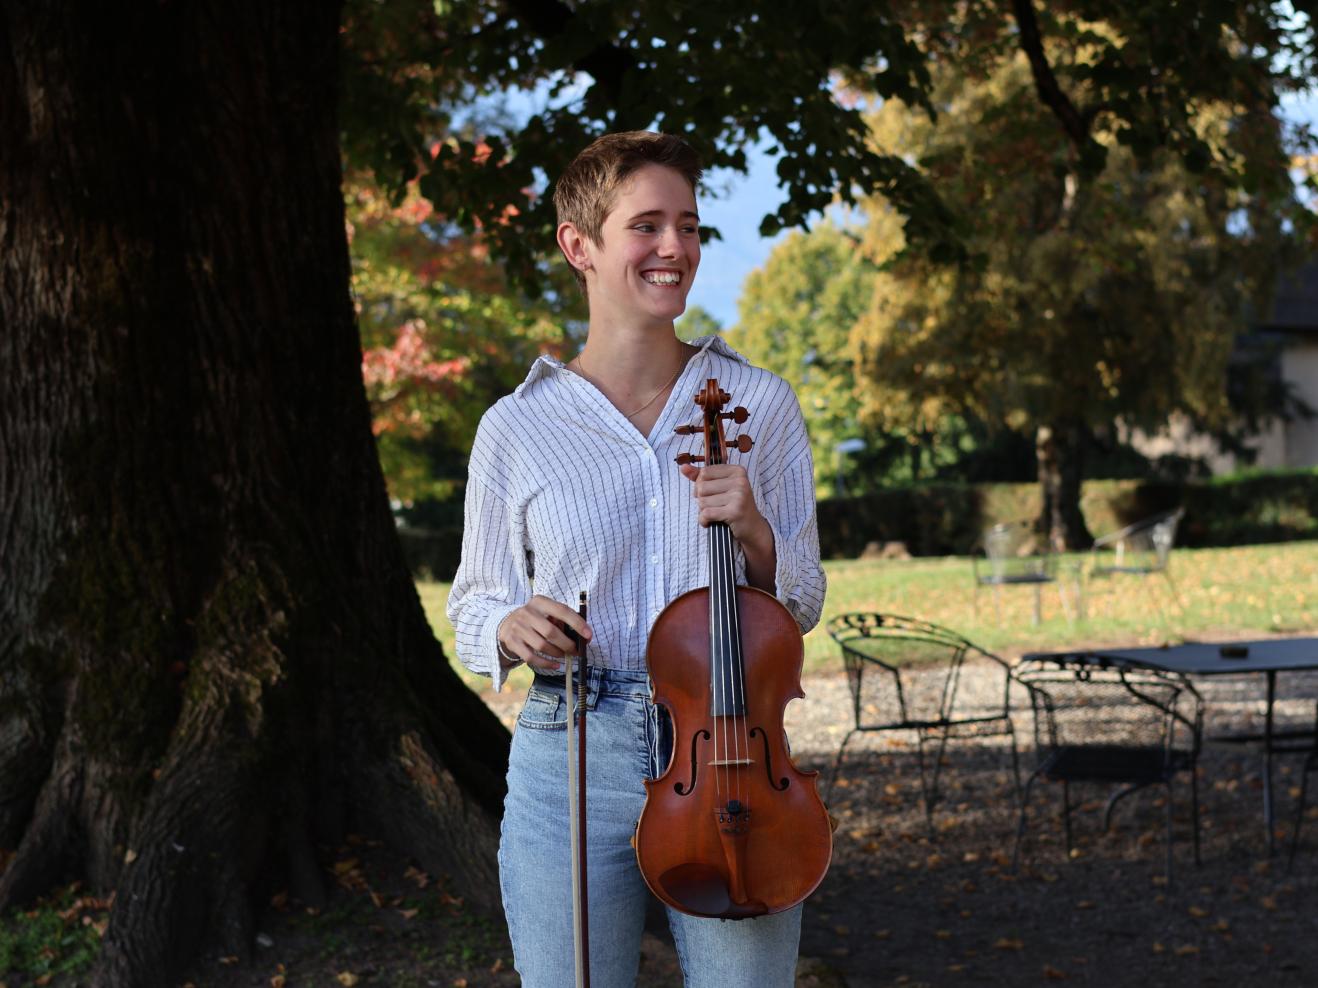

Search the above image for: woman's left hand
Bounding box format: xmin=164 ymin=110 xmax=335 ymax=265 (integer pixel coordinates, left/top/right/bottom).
xmin=678 ymin=463 xmax=772 ymax=553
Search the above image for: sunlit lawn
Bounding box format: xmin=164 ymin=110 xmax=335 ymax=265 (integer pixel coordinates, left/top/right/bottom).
xmin=417 ymin=540 xmax=1317 ymax=696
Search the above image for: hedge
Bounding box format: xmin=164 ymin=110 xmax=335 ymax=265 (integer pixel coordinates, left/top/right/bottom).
xmin=402 ymin=468 xmax=1318 ymax=579
xmin=816 ymin=468 xmax=1318 ymax=559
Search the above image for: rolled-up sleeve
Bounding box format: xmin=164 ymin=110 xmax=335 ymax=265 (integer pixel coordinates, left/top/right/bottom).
xmin=758 ymin=399 xmax=826 ymax=634
xmin=446 ymin=424 xmax=530 ymax=692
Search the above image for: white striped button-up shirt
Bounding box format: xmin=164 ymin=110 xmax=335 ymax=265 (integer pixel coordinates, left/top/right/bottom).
xmin=446 ymin=335 xmax=826 ymax=691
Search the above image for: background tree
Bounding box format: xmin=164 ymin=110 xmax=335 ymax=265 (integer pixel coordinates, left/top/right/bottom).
xmin=851 ymin=4 xmax=1313 ymax=547
xmin=675 ymin=304 xmax=723 ymax=342
xmin=729 ymin=223 xmax=877 ymax=493
xmin=349 ymin=168 xmax=585 ymax=504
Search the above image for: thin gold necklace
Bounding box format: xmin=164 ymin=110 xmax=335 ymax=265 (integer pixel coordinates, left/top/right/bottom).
xmin=575 ymin=349 xmax=686 ymax=419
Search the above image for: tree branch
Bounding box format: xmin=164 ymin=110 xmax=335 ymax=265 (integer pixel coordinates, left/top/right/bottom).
xmin=501 ymin=0 xmax=636 ymax=108
xmin=1010 ymin=0 xmax=1091 ymax=150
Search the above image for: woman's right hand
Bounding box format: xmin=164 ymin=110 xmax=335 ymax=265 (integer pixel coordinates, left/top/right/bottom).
xmin=498 ymin=595 xmax=594 ymax=672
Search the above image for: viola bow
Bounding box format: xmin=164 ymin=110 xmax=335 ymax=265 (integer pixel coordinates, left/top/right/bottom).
xmin=565 ymin=591 xmax=590 ymax=987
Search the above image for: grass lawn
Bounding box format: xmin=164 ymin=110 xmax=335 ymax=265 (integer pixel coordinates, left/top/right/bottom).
xmin=417 ymin=539 xmax=1317 ymax=695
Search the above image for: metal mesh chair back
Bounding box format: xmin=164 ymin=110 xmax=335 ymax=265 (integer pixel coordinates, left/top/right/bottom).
xmin=1013 ymin=664 xmax=1203 ymax=882
xmin=1093 ymin=507 xmax=1184 ymax=575
xmin=974 ymin=520 xmax=1056 ymax=584
xmin=1018 ymin=669 xmax=1194 ymax=762
xmin=826 ymin=613 xmax=1021 ymax=825
xmin=828 ymin=613 xmax=1012 ymax=735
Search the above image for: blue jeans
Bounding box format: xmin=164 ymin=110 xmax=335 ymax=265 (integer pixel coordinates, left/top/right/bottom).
xmin=499 ymin=668 xmax=803 ymax=987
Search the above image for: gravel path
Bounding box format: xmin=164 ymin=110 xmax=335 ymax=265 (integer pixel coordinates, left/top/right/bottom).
xmin=485 ymin=659 xmax=1318 ymax=986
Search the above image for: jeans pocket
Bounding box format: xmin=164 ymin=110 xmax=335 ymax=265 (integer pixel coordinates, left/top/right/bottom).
xmin=517 ymin=686 xmax=566 ymax=731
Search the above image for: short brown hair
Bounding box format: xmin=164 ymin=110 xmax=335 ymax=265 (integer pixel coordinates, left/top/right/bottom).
xmin=553 ymin=131 xmax=703 ymax=290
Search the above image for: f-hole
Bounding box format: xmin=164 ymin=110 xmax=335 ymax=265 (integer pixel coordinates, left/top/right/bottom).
xmin=749 ymin=727 xmax=790 ymax=791
xmin=674 ymin=729 xmax=711 ymax=795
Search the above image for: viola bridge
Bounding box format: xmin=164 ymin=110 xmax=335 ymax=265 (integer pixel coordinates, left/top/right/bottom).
xmin=707 ymin=758 xmax=754 ymax=768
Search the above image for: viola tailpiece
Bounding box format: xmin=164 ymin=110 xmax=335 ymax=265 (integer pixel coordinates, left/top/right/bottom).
xmin=633 ymin=378 xmax=833 ymax=920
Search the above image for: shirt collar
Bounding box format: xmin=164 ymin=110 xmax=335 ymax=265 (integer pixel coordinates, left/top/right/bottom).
xmin=513 ymin=334 xmax=748 ymax=398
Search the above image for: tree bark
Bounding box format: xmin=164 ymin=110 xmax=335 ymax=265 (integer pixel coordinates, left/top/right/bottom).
xmin=1035 ymin=422 xmax=1093 ymax=550
xmin=0 ymin=4 xmax=509 ymax=986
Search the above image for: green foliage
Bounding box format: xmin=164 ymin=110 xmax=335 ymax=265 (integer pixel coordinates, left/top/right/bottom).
xmin=339 ymin=0 xmax=963 ymax=290
xmin=340 ymin=0 xmax=1316 ymax=289
xmin=727 ymin=223 xmax=878 ymax=493
xmin=812 ymin=469 xmax=1318 ymax=560
xmin=856 ymin=48 xmax=1303 ymax=438
xmin=845 ymin=17 xmax=1310 ymax=538
xmin=0 ymin=883 xmax=107 ymax=982
xmin=675 ymin=304 xmax=722 ymax=342
xmin=335 ymin=1 xmax=1316 ymax=508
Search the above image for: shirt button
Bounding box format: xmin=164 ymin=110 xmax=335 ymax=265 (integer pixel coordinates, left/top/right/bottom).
xmin=650 ymin=554 xmax=659 ymax=564
xmin=649 ymin=497 xmax=657 ymax=507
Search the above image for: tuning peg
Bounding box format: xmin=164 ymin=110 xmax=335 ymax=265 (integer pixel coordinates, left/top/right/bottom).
xmin=729 ymin=434 xmax=754 ymax=453
xmin=719 ymin=407 xmax=749 ymax=424
xmin=675 ymin=452 xmax=705 ymax=465
xmin=673 ymin=423 xmax=701 ymax=435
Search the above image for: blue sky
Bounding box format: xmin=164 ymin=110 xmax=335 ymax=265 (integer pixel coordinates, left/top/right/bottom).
xmin=688 ymin=91 xmax=1318 ymax=330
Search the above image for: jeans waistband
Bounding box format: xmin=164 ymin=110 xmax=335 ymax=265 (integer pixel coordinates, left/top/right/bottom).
xmin=532 ymin=666 xmax=650 ymax=698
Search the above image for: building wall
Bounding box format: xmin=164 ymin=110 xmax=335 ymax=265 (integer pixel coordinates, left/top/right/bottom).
xmin=1283 ymin=340 xmax=1318 ymax=467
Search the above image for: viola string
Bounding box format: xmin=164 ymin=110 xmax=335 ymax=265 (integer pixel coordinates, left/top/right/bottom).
xmin=722 ymin=509 xmax=738 ymax=805
xmin=710 ymin=516 xmax=724 ymax=799
xmin=727 ymin=520 xmax=748 ymax=808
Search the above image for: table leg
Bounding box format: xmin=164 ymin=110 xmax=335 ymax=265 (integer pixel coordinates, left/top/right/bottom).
xmin=1265 ymin=670 xmax=1276 ymax=856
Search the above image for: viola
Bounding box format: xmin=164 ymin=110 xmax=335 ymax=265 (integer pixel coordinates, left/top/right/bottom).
xmin=634 ymin=379 xmax=833 ymax=918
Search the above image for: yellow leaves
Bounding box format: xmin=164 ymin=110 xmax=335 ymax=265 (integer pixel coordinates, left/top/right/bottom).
xmin=993 ymin=936 xmax=1025 ymax=951
xmin=336 ymin=972 xmax=360 ymax=987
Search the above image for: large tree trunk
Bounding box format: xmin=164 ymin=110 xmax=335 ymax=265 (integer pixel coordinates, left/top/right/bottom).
xmin=1035 ymin=421 xmax=1093 ymax=550
xmin=0 ymin=4 xmax=509 ymax=986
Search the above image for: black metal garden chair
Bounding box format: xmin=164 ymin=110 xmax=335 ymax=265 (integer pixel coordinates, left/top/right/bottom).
xmin=826 ymin=613 xmax=1022 ymax=828
xmin=1288 ymin=702 xmax=1318 ymax=867
xmin=1013 ymin=663 xmax=1203 ymax=886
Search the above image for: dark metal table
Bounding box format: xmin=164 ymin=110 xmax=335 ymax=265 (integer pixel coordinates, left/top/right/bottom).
xmin=1022 ymin=638 xmax=1318 ymax=854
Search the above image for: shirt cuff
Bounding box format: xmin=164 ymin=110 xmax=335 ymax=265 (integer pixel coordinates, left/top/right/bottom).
xmin=486 ymin=605 xmax=523 ymax=693
xmin=770 ymin=524 xmax=808 ymax=634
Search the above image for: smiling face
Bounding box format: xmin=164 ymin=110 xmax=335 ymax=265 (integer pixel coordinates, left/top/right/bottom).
xmin=564 ymin=163 xmax=701 ymax=329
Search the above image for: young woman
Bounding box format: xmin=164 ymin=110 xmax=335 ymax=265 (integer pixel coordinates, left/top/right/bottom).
xmin=447 ymin=131 xmax=826 ymax=987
